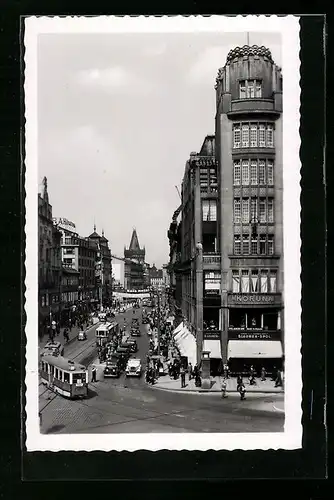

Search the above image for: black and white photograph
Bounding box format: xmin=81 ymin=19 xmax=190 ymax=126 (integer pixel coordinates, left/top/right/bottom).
xmin=24 ymin=15 xmax=301 ymax=451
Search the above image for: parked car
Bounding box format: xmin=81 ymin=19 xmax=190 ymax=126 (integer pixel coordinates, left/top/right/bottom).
xmin=142 ymin=317 xmax=149 ymax=324
xmin=40 ymin=341 xmax=64 ymax=357
xmin=125 ymin=358 xmax=142 ymax=377
xmin=77 ymin=330 xmax=87 ymax=341
xmin=131 ymin=327 xmax=141 ymax=337
xmin=131 ymin=318 xmax=139 ymax=326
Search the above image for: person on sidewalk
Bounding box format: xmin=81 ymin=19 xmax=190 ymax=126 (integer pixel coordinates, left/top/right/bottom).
xmin=261 ymin=367 xmax=267 ymax=381
xmin=188 ymin=362 xmax=193 ymax=381
xmin=221 ymin=378 xmax=228 ymax=398
xmin=63 ymin=328 xmax=69 ymax=343
xmin=180 ymin=366 xmax=186 ymax=388
xmin=238 ymin=382 xmax=246 ymax=400
xmin=91 ymin=365 xmax=97 ymax=383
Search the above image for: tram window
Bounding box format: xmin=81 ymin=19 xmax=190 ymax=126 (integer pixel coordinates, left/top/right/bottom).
xmin=63 ymin=372 xmax=70 ymax=383
xmin=50 ymin=365 xmax=54 ymax=375
xmin=55 ymin=368 xmax=59 ymax=379
xmin=58 ymin=370 xmax=63 ymax=382
xmin=72 ymin=373 xmax=83 ymax=383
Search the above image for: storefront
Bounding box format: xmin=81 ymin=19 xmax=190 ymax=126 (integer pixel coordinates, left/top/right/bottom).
xmin=203 ymin=330 xmax=222 ymax=376
xmin=226 ymin=293 xmax=283 ymax=375
xmin=172 ymin=322 xmax=197 ymax=366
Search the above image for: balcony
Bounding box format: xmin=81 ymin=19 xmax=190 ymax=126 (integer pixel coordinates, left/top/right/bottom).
xmin=203 ymin=253 xmax=221 ymax=270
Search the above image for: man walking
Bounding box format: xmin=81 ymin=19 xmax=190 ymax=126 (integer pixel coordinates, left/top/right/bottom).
xmin=180 ymin=365 xmax=186 ymax=388
xmin=91 ymin=365 xmax=97 ymax=383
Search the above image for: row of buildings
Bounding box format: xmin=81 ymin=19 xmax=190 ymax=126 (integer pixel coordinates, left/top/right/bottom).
xmin=167 ymin=45 xmax=284 ymax=375
xmin=38 ymin=179 xmax=168 ymax=332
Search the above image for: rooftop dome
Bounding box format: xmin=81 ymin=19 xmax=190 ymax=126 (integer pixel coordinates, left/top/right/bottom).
xmin=226 ymin=45 xmax=274 ymax=64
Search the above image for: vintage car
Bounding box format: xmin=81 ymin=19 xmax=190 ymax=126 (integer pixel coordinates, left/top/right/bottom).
xmin=104 ymin=355 xmax=121 ymax=378
xmin=142 ymin=317 xmax=149 ymax=324
xmin=77 ymin=330 xmax=87 ymax=341
xmin=124 ymin=339 xmax=138 ymax=353
xmin=40 ymin=341 xmax=64 ymax=357
xmin=125 ymin=358 xmax=142 ymax=377
xmin=131 ymin=327 xmax=141 ymax=337
xmin=131 ymin=318 xmax=139 ymax=326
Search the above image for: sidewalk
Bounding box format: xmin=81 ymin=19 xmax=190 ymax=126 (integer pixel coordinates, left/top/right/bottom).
xmin=38 ymin=323 xmax=90 ymax=350
xmin=149 ymin=375 xmax=284 ymax=394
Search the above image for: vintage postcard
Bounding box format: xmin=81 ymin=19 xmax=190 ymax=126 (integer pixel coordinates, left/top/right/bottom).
xmin=24 ymin=15 xmax=302 ymax=451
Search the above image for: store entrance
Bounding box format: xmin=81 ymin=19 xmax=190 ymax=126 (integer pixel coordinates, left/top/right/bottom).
xmin=228 ymin=358 xmax=283 ymax=377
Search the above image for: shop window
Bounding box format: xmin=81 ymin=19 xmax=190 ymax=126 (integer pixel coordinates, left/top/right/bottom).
xmin=232 ymin=270 xmax=240 ymax=292
xmin=241 ymin=270 xmax=250 ymax=293
xmin=248 ymin=310 xmax=261 ymax=328
xmin=229 ymin=309 xmax=246 ymax=329
xmin=263 ymin=311 xmax=278 ymax=330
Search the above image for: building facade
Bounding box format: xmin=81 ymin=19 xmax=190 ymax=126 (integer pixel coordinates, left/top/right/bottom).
xmin=149 ymin=264 xmax=164 ymax=290
xmin=38 ymin=177 xmax=62 ymax=331
xmin=169 ymin=45 xmax=284 ymax=374
xmin=124 ymin=229 xmax=146 ymax=290
xmin=87 ymin=227 xmax=113 ymax=304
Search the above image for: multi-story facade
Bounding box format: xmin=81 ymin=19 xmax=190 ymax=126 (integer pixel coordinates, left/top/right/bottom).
xmin=87 ymin=227 xmax=113 ymax=303
xmin=149 ymin=264 xmax=164 ymax=290
xmin=38 ymin=177 xmax=62 ymax=331
xmin=124 ymin=229 xmax=146 ymax=290
xmin=169 ymin=45 xmax=284 ymax=375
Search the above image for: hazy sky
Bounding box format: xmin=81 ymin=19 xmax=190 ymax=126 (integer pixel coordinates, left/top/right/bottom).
xmin=38 ymin=31 xmax=281 ymax=268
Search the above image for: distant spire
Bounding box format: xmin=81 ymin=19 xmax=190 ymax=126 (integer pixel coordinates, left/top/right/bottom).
xmin=102 ymin=229 xmax=104 ymax=237
xmin=129 ymin=228 xmax=141 ymax=251
xmin=94 ymin=223 xmax=96 ymax=232
xmin=42 ymin=176 xmax=49 ymax=203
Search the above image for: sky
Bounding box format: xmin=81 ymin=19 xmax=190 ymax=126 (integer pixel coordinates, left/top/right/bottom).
xmin=38 ymin=31 xmax=281 ymax=268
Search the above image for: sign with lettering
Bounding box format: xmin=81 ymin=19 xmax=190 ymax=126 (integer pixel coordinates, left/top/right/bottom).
xmin=228 ymin=330 xmax=281 ymax=341
xmin=228 ymin=293 xmax=281 ymax=305
xmin=53 ymin=217 xmax=76 ymax=230
xmin=203 ymin=330 xmax=221 ymax=340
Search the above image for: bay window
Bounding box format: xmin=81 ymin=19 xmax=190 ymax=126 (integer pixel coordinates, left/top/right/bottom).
xmin=250 ymin=125 xmax=258 ymax=147
xmin=233 ymin=161 xmax=241 ymax=185
xmin=259 ymin=160 xmax=266 ymax=184
xmin=234 ymin=235 xmax=241 ymax=255
xmin=233 ymin=125 xmax=241 ymax=148
xmin=242 ymin=125 xmax=249 ymax=147
xmin=250 ymin=160 xmax=258 ymax=185
xmin=268 ymin=235 xmax=274 ymax=255
xmin=259 ymin=125 xmax=266 ymax=147
xmin=241 ymin=160 xmax=249 ymax=185
xmin=268 ymin=198 xmax=274 ymax=222
xmin=242 ymin=234 xmax=250 ymax=254
xmin=242 ymin=198 xmax=249 ymax=223
xmin=266 ymin=124 xmax=274 ymax=147
xmin=259 ymin=198 xmax=266 ymax=222
xmin=234 ymin=198 xmax=241 ymax=223
xmin=267 ymin=160 xmax=274 ymax=185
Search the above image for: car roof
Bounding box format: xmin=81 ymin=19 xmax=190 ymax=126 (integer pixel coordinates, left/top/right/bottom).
xmin=44 ymin=341 xmax=62 ymax=348
xmin=127 ymin=358 xmax=141 ymax=363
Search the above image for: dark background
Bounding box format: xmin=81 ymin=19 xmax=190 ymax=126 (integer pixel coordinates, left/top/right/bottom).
xmin=0 ymin=6 xmax=328 ymax=497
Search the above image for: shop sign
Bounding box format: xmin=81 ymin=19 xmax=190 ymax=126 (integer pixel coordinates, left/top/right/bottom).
xmin=228 ymin=293 xmax=280 ymax=305
xmin=203 ymin=330 xmax=221 ymax=340
xmin=228 ymin=330 xmax=281 ymax=340
xmin=53 ymin=217 xmax=76 ymax=230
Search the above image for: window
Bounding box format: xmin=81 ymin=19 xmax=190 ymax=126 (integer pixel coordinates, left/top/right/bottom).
xmin=234 ymin=235 xmax=241 ymax=255
xmin=259 ymin=235 xmax=266 ymax=254
xmin=250 ymin=161 xmax=258 ymax=185
xmin=270 ymin=270 xmax=277 ymax=292
xmin=232 ymin=270 xmax=240 ymax=292
xmin=241 ymin=270 xmax=250 ymax=292
xmin=209 ymin=168 xmax=218 ymax=187
xmin=255 ymin=80 xmax=262 ymax=97
xmin=267 ymin=161 xmax=274 ymax=185
xmin=268 ymin=198 xmax=274 ymax=222
xmin=63 ymin=372 xmax=70 ymax=383
xmin=242 ymin=234 xmax=250 ymax=254
xmin=200 ymin=168 xmax=208 ymax=187
xmin=267 ymin=125 xmax=274 ymax=147
xmin=260 ymin=271 xmax=268 ymax=292
xmin=234 ymin=199 xmax=241 ymax=223
xmin=233 ymin=161 xmax=241 ymax=185
xmin=250 ymin=125 xmax=258 ymax=147
xmin=268 ymin=235 xmax=274 ymax=255
xmin=239 ymin=81 xmax=246 ymax=99
xmin=260 ymin=199 xmax=266 ymax=223
xmin=251 ymin=237 xmax=258 ymax=255
xmin=242 ymin=198 xmax=249 ymax=223
xmin=65 ymin=237 xmax=72 ymax=245
xmin=233 ymin=125 xmax=241 ymax=148
xmin=41 ymin=295 xmax=45 ymax=307
xmin=247 ymin=80 xmax=255 ymax=98
xmin=202 ymin=200 xmax=217 ymax=221
xmin=250 ymin=198 xmax=257 ymax=220
xmin=251 ymin=270 xmax=259 ymax=292
xmin=259 ymin=125 xmax=266 ymax=147
xmin=242 ymin=125 xmax=249 ymax=147
xmin=241 ymin=160 xmax=249 ymax=185
xmin=259 ymin=161 xmax=266 ymax=184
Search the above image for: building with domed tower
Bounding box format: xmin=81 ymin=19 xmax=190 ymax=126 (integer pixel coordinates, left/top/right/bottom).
xmin=168 ymin=44 xmax=284 ymax=376
xmin=87 ymin=226 xmax=112 ymax=304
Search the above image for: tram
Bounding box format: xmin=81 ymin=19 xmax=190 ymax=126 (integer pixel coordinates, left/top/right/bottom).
xmin=95 ymin=321 xmax=119 ymax=347
xmin=40 ymin=354 xmax=89 ymax=399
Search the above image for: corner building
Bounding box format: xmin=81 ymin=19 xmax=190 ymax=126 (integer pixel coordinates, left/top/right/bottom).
xmin=175 ymin=45 xmax=284 ymax=375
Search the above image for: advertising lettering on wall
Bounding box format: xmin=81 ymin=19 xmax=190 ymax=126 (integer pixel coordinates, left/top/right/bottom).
xmin=228 ymin=330 xmax=281 ymax=341
xmin=204 ymin=280 xmax=220 ymax=295
xmin=53 ymin=217 xmax=76 ymax=231
xmin=203 ymin=330 xmax=221 ymax=340
xmin=228 ymin=293 xmax=280 ymax=305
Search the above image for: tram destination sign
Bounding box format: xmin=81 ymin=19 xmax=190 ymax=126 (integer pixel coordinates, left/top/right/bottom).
xmin=228 ymin=330 xmax=281 ymax=341
xmin=228 ymin=293 xmax=281 ymax=306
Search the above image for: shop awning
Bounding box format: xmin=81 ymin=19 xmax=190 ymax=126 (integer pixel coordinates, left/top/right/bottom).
xmin=173 ymin=322 xmax=184 ymax=337
xmin=203 ymin=339 xmax=222 ymax=359
xmin=228 ymin=340 xmax=283 ymax=359
xmin=173 ymin=325 xmax=197 ymax=365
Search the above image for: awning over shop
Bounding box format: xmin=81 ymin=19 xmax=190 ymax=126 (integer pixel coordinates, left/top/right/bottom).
xmin=172 ymin=321 xmax=184 ymax=337
xmin=203 ymin=339 xmax=222 ymax=359
xmin=228 ymin=340 xmax=283 ymax=359
xmin=173 ymin=325 xmax=197 ymax=366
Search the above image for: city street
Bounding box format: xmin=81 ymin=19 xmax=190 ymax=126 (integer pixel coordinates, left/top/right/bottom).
xmin=39 ymin=306 xmax=284 ymax=434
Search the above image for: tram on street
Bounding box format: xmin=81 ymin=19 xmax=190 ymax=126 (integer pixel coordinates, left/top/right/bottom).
xmin=40 ymin=355 xmax=89 ymax=399
xmin=95 ymin=321 xmax=119 ymax=346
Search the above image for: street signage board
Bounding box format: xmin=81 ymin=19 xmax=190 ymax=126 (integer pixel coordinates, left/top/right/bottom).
xmin=228 ymin=330 xmax=281 ymax=340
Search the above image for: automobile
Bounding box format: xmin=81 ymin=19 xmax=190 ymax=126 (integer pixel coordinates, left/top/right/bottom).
xmin=104 ymin=355 xmax=121 ymax=378
xmin=77 ymin=330 xmax=87 ymax=341
xmin=98 ymin=312 xmax=107 ymax=322
xmin=125 ymin=358 xmax=142 ymax=377
xmin=131 ymin=327 xmax=141 ymax=337
xmin=142 ymin=317 xmax=149 ymax=324
xmin=150 ymin=355 xmax=168 ymax=376
xmin=116 ymin=344 xmax=131 ymax=357
xmin=40 ymin=341 xmax=64 ymax=357
xmin=124 ymin=339 xmax=138 ymax=353
xmin=131 ymin=318 xmax=139 ymax=326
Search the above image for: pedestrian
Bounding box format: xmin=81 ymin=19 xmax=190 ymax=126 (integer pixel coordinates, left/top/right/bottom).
xmin=223 ymin=363 xmax=230 ymax=379
xmin=237 ymin=375 xmax=243 ymax=390
xmin=56 ymin=322 xmax=60 ymax=336
xmin=63 ymin=327 xmax=69 ymax=343
xmin=221 ymin=378 xmax=228 ymax=398
xmin=238 ymin=382 xmax=246 ymax=400
xmin=91 ymin=365 xmax=97 ymax=383
xmin=180 ymin=366 xmax=186 ymax=388
xmin=261 ymin=367 xmax=266 ymax=381
xmin=275 ymin=369 xmax=282 ymax=387
xmin=188 ymin=362 xmax=193 ymax=381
